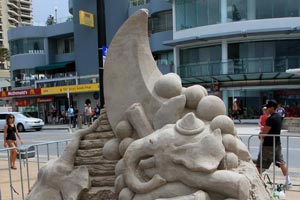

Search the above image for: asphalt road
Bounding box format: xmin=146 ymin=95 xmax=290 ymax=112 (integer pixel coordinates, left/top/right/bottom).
xmin=0 ymin=128 xmax=73 ymax=161
xmin=1 ymin=124 xmax=300 ymax=168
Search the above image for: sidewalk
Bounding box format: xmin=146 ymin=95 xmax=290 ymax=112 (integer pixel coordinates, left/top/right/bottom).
xmin=42 ymin=123 xmax=90 ymax=133
xmin=1 ymin=123 xmax=300 ymax=199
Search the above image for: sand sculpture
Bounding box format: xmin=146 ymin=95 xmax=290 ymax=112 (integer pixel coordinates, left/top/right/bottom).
xmin=26 ymin=9 xmax=273 ymax=200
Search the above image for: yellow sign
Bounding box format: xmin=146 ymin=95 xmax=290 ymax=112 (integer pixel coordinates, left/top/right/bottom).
xmin=41 ymin=83 xmax=99 ymax=95
xmin=79 ymin=10 xmax=94 ymax=28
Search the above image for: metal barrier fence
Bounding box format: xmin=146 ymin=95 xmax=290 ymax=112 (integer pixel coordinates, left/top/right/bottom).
xmin=247 ymin=133 xmax=300 ymax=191
xmin=0 ymin=139 xmax=72 ymax=200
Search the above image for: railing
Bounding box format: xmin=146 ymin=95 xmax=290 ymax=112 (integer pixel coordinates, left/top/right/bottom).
xmin=1 ymin=134 xmax=300 ymax=199
xmin=179 ymin=56 xmax=300 ymax=78
xmin=129 ymin=0 xmax=150 ymax=8
xmin=247 ymin=133 xmax=300 ymax=190
xmin=0 ymin=139 xmax=72 ymax=200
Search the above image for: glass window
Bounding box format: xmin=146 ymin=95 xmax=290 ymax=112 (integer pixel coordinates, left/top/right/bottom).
xmin=227 ymin=0 xmax=247 ymax=22
xmin=9 ymin=38 xmax=44 ymax=56
xmin=180 ymin=45 xmax=221 ymax=65
xmin=56 ymin=37 xmax=74 ymax=54
xmin=256 ymin=0 xmax=300 ymax=19
xmin=153 ymin=51 xmax=174 ymax=74
xmin=175 ymin=0 xmax=220 ymax=30
xmin=148 ymin=10 xmax=172 ymax=34
xmin=228 ymin=40 xmax=300 ymax=73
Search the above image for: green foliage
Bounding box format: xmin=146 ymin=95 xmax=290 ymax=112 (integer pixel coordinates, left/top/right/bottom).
xmin=46 ymin=15 xmax=55 ymax=25
xmin=0 ymin=47 xmax=9 ymax=63
xmin=232 ymin=4 xmax=241 ymax=21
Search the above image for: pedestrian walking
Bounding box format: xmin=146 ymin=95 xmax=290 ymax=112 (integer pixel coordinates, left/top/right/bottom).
xmin=256 ymin=100 xmax=291 ymax=186
xmin=231 ymin=98 xmax=242 ymax=124
xmin=3 ymin=114 xmax=23 ymax=170
xmin=276 ymin=104 xmax=286 ymax=122
xmin=73 ymin=106 xmax=79 ymax=128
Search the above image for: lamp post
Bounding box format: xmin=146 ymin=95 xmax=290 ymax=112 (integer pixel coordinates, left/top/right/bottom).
xmin=97 ymin=0 xmax=106 ymax=109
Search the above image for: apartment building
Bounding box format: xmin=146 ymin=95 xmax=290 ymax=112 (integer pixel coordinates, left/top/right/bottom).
xmin=165 ymin=0 xmax=300 ymax=118
xmin=1 ymin=0 xmax=32 ymax=68
xmin=6 ymin=0 xmax=300 ymax=120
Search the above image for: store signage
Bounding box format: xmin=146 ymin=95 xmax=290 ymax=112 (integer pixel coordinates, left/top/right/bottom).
xmin=35 ymin=97 xmax=54 ymax=103
xmin=41 ymin=83 xmax=99 ymax=95
xmin=79 ymin=10 xmax=94 ymax=28
xmin=0 ymin=88 xmax=41 ymax=98
xmin=15 ymin=99 xmax=30 ymax=107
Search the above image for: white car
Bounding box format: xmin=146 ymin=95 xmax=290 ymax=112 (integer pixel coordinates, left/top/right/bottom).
xmin=0 ymin=112 xmax=44 ymax=132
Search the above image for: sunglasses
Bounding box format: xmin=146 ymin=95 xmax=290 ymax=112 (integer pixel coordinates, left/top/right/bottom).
xmin=9 ymin=116 xmax=15 ymax=119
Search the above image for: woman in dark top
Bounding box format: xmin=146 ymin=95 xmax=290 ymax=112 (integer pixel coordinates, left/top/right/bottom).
xmin=3 ymin=114 xmax=23 ymax=169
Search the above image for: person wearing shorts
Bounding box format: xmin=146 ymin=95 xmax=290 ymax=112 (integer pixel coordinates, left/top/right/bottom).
xmin=3 ymin=114 xmax=23 ymax=169
xmin=256 ymin=99 xmax=291 ymax=185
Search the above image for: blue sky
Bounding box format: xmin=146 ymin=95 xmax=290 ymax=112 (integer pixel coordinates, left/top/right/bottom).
xmin=32 ymin=0 xmax=70 ymax=25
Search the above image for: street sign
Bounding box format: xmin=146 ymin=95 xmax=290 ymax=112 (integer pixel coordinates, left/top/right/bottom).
xmin=102 ymin=45 xmax=108 ymax=56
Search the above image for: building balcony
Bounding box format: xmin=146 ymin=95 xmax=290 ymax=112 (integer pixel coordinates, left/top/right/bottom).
xmin=8 ymin=9 xmax=19 ymax=16
xmin=20 ymin=0 xmax=32 ymax=5
xmin=13 ymin=72 xmax=99 ymax=89
xmin=178 ymin=56 xmax=300 ymax=84
xmin=7 ymin=2 xmax=19 ymax=9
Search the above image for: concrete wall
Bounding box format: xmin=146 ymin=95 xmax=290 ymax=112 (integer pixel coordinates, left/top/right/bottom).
xmin=72 ymin=0 xmax=99 ymax=76
xmin=104 ymin=0 xmax=128 ymax=45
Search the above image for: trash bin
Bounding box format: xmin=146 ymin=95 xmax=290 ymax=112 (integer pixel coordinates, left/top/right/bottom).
xmin=78 ymin=115 xmax=82 ymax=129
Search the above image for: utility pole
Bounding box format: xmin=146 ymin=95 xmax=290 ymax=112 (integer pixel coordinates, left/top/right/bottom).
xmin=97 ymin=0 xmax=106 ymax=109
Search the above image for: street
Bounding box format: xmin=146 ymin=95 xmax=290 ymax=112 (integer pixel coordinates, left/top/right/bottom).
xmin=0 ymin=128 xmax=73 ymax=161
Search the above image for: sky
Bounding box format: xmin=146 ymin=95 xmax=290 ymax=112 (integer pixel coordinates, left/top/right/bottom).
xmin=32 ymin=0 xmax=71 ymax=25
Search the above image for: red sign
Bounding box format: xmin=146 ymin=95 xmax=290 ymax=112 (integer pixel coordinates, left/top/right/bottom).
xmin=0 ymin=88 xmax=41 ymax=98
xmin=15 ymin=99 xmax=30 ymax=107
xmin=35 ymin=97 xmax=54 ymax=103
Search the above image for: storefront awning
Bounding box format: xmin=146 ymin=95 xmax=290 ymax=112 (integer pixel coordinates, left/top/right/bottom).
xmin=35 ymin=61 xmax=74 ymax=71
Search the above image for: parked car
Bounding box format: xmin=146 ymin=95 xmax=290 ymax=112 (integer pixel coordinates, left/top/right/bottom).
xmin=0 ymin=112 xmax=44 ymax=132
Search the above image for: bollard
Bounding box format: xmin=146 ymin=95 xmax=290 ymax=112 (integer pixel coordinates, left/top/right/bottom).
xmin=78 ymin=115 xmax=82 ymax=129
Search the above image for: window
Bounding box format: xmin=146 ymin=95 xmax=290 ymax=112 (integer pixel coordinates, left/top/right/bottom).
xmin=148 ymin=10 xmax=172 ymax=34
xmin=153 ymin=51 xmax=174 ymax=74
xmin=254 ymin=0 xmax=300 ymax=20
xmin=175 ymin=0 xmax=220 ymax=30
xmin=227 ymin=0 xmax=247 ymax=22
xmin=56 ymin=37 xmax=74 ymax=54
xmin=9 ymin=38 xmax=44 ymax=56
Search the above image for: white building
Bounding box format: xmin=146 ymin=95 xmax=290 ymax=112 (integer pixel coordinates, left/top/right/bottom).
xmin=166 ymin=0 xmax=300 ymax=118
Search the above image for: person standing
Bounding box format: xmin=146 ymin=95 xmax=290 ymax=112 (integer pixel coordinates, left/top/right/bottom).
xmin=94 ymin=103 xmax=101 ymax=120
xmin=67 ymin=105 xmax=74 ymax=127
xmin=73 ymin=106 xmax=79 ymax=128
xmin=258 ymin=107 xmax=268 ymax=143
xmin=83 ymin=104 xmax=87 ymax=125
xmin=276 ymin=104 xmax=286 ymax=121
xmin=85 ymin=103 xmax=92 ymax=127
xmin=3 ymin=114 xmax=23 ymax=170
xmin=51 ymin=106 xmax=57 ymax=125
xmin=256 ymin=100 xmax=291 ymax=185
xmin=231 ymin=98 xmax=242 ymax=124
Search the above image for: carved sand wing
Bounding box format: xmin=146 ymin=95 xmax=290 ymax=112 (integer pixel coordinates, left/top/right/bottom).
xmin=103 ymin=9 xmax=164 ymax=131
